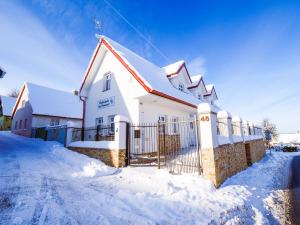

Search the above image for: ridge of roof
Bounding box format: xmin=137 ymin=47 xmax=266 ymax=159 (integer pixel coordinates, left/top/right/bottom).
xmin=80 ymin=36 xmax=201 ymax=108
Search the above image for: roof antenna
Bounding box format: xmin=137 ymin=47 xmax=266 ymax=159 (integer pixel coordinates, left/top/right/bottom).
xmin=94 ymin=17 xmax=102 ymax=41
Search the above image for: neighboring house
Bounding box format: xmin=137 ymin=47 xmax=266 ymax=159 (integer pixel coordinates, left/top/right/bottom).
xmin=11 ymin=82 xmax=83 ymax=137
xmin=0 ymin=96 xmax=16 ymax=130
xmin=79 ymin=36 xmax=219 ymax=128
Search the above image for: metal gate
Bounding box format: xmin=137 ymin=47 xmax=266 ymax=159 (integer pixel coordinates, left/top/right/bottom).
xmin=126 ymin=119 xmax=202 ymax=174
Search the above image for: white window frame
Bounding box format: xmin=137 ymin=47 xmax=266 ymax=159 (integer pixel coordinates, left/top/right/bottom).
xmin=171 ymin=117 xmax=179 ymax=134
xmin=103 ymin=72 xmax=112 ymax=92
xmin=158 ymin=115 xmax=167 ymax=134
xmin=108 ymin=115 xmax=115 ymax=134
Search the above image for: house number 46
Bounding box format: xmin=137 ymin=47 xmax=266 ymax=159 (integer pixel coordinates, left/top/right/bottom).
xmin=200 ymin=116 xmax=210 ymax=122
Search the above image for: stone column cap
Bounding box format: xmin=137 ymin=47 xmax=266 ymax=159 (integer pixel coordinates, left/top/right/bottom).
xmin=242 ymin=120 xmax=249 ymax=125
xmin=114 ymin=115 xmax=129 ymax=123
xmin=232 ymin=116 xmax=242 ymax=122
xmin=197 ymin=103 xmax=218 ymax=114
xmin=217 ymin=110 xmax=232 ymax=119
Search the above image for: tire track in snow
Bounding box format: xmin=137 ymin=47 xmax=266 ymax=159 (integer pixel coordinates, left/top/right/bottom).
xmin=29 ymin=176 xmax=81 ymax=225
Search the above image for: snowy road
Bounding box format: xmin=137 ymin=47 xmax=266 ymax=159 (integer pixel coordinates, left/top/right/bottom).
xmin=0 ymin=132 xmax=298 ymax=225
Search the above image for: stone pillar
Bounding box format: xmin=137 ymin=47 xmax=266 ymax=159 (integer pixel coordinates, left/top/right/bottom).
xmin=114 ymin=115 xmax=129 ymax=150
xmin=197 ymin=103 xmax=219 ymax=186
xmin=198 ymin=103 xmax=219 ymax=149
xmin=232 ymin=116 xmax=244 ymax=142
xmin=242 ymin=120 xmax=249 ymax=137
xmin=217 ymin=110 xmax=233 ymax=144
xmin=114 ymin=115 xmax=129 ymax=167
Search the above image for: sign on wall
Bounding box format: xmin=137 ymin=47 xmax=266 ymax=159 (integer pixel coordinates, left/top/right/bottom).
xmin=98 ymin=96 xmax=115 ymax=109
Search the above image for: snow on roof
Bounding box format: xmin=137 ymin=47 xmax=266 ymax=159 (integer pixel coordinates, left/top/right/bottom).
xmin=206 ymin=84 xmax=214 ymax=92
xmin=277 ymin=133 xmax=300 ymax=144
xmin=191 ymin=74 xmax=202 ymax=83
xmin=25 ymin=82 xmax=82 ymax=119
xmin=1 ymin=96 xmax=16 ymax=116
xmin=162 ymin=60 xmax=185 ymax=75
xmin=100 ymin=36 xmax=202 ymax=106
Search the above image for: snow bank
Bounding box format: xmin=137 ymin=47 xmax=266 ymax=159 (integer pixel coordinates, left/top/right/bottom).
xmin=69 ymin=141 xmax=116 ymax=149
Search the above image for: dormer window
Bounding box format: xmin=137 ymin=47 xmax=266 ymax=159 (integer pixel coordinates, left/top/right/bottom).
xmin=179 ymin=83 xmax=184 ymax=92
xmin=103 ymin=72 xmax=112 ymax=92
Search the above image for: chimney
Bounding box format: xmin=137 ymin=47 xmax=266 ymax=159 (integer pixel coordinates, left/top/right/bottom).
xmin=72 ymin=89 xmax=79 ymax=96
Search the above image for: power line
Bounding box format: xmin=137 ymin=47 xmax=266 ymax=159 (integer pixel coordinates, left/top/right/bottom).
xmin=102 ymin=0 xmax=171 ymax=64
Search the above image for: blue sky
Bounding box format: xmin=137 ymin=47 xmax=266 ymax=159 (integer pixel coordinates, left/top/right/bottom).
xmin=0 ymin=0 xmax=300 ymax=133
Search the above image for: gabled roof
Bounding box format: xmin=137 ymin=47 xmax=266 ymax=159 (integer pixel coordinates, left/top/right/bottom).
xmin=0 ymin=96 xmax=16 ymax=116
xmin=12 ymin=82 xmax=82 ymax=119
xmin=163 ymin=61 xmax=193 ymax=84
xmin=80 ymin=36 xmax=201 ymax=108
xmin=204 ymin=84 xmax=218 ymax=100
xmin=187 ymin=74 xmax=207 ymax=92
xmin=163 ymin=60 xmax=184 ymax=75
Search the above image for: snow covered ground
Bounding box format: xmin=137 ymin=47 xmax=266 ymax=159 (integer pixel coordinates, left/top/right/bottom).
xmin=0 ymin=131 xmax=297 ymax=225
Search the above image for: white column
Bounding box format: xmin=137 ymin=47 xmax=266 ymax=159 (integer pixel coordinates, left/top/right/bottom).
xmin=242 ymin=120 xmax=250 ymax=142
xmin=198 ymin=103 xmax=219 ymax=149
xmin=232 ymin=116 xmax=244 ymax=142
xmin=114 ymin=115 xmax=129 ymax=150
xmin=217 ymin=110 xmax=233 ymax=144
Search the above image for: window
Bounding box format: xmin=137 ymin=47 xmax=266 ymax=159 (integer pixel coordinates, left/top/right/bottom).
xmin=198 ymin=94 xmax=202 ymax=100
xmin=158 ymin=115 xmax=167 ymax=133
xmin=108 ymin=115 xmax=115 ymax=133
xmin=15 ymin=121 xmax=18 ymax=130
xmin=24 ymin=119 xmax=27 ymax=129
xmin=19 ymin=120 xmax=22 ymax=129
xmin=103 ymin=73 xmax=112 ymax=92
xmin=96 ymin=117 xmax=104 ymax=127
xmin=50 ymin=118 xmax=59 ymax=126
xmin=171 ymin=117 xmax=179 ymax=134
xmin=179 ymin=83 xmax=184 ymax=92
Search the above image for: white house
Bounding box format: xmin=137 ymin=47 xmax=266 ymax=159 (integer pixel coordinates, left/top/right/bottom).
xmin=11 ymin=82 xmax=82 ymax=137
xmin=79 ymin=36 xmax=219 ymax=129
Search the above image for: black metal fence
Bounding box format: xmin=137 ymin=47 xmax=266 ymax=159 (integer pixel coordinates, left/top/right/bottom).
xmin=126 ymin=119 xmax=202 ymax=175
xmin=72 ymin=125 xmax=115 ymax=142
xmin=32 ymin=125 xmax=67 ymax=146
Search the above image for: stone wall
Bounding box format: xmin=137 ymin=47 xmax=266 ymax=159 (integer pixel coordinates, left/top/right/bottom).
xmin=247 ymin=139 xmax=265 ymax=164
xmin=202 ymin=142 xmax=247 ymax=187
xmin=68 ymin=147 xmax=126 ymax=168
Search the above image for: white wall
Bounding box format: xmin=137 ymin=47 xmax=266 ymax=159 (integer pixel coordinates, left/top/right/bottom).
xmin=84 ymin=49 xmax=147 ymax=127
xmin=140 ymin=101 xmax=196 ymax=123
xmin=168 ymin=69 xmax=191 ymax=94
xmin=12 ymin=87 xmax=33 ymax=136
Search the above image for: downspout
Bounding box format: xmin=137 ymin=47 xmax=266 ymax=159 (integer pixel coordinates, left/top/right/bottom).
xmin=80 ymin=96 xmax=87 ymax=141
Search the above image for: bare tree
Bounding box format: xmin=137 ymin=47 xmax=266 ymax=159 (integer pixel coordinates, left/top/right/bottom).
xmin=262 ymin=118 xmax=279 ymax=141
xmin=7 ymin=88 xmax=19 ymax=98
